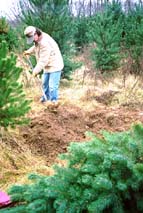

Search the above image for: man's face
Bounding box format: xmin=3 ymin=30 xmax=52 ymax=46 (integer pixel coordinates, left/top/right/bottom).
xmin=34 ymin=33 xmax=39 ymax=42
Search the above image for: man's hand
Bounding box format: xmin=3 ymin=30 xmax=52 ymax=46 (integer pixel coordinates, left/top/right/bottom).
xmin=32 ymin=72 xmax=37 ymax=77
xmin=23 ymin=51 xmax=30 ymax=56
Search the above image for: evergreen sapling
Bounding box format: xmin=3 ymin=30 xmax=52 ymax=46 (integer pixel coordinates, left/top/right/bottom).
xmin=0 ymin=41 xmax=31 ymax=129
xmin=124 ymin=4 xmax=143 ymax=75
xmin=91 ymin=5 xmax=122 ymax=72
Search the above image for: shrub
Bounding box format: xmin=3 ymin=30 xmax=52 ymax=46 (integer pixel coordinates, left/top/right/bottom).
xmin=0 ymin=17 xmax=18 ymax=50
xmin=0 ymin=42 xmax=31 ymax=129
xmin=123 ymin=4 xmax=143 ymax=76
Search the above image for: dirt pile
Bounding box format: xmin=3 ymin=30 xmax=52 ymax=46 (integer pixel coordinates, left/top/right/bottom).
xmin=20 ymin=103 xmax=143 ymax=165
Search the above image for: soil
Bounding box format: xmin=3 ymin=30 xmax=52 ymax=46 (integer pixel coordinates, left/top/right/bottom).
xmin=19 ymin=100 xmax=143 ymax=166
xmin=13 ymin=50 xmax=143 ymax=168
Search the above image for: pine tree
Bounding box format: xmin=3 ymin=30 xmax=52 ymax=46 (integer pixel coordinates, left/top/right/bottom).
xmin=0 ymin=17 xmax=18 ymax=50
xmin=90 ymin=1 xmax=123 ymax=72
xmin=124 ymin=3 xmax=143 ymax=75
xmin=0 ymin=42 xmax=31 ymax=129
xmin=74 ymin=16 xmax=91 ymax=51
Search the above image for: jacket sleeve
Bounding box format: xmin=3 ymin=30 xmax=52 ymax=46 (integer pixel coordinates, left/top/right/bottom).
xmin=25 ymin=46 xmax=35 ymax=55
xmin=33 ymin=43 xmax=51 ymax=75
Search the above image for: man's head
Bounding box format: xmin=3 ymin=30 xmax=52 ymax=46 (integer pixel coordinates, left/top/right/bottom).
xmin=24 ymin=26 xmax=42 ymax=44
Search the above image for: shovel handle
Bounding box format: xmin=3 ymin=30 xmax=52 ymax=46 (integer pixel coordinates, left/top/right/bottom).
xmin=24 ymin=56 xmax=48 ymax=101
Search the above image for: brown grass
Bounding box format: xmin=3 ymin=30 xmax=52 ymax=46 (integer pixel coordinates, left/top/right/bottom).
xmin=0 ymin=128 xmax=54 ymax=191
xmin=1 ymin=49 xmax=143 ymax=191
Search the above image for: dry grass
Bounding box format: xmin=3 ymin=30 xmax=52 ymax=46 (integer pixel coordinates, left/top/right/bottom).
xmin=60 ymin=67 xmax=143 ymax=111
xmin=0 ymin=128 xmax=54 ymax=191
xmin=1 ymin=51 xmax=143 ymax=191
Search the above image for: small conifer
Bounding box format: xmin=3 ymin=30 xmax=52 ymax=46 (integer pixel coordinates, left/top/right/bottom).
xmin=0 ymin=42 xmax=31 ymax=129
xmin=91 ymin=2 xmax=123 ymax=72
xmin=124 ymin=4 xmax=143 ymax=75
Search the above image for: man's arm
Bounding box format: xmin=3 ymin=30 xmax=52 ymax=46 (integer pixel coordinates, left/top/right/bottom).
xmin=33 ymin=44 xmax=51 ymax=75
xmin=23 ymin=45 xmax=35 ymax=56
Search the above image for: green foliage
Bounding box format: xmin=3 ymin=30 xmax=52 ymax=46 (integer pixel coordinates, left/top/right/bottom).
xmin=0 ymin=17 xmax=18 ymax=50
xmin=0 ymin=17 xmax=9 ymax=33
xmin=90 ymin=3 xmax=123 ymax=72
xmin=0 ymin=42 xmax=31 ymax=129
xmin=74 ymin=16 xmax=91 ymax=51
xmin=123 ymin=4 xmax=143 ymax=75
xmin=2 ymin=123 xmax=143 ymax=212
xmin=106 ymin=0 xmax=124 ymax=23
xmin=62 ymin=54 xmax=82 ymax=80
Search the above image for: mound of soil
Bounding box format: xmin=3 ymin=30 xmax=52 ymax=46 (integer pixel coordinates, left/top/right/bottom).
xmin=20 ymin=103 xmax=143 ymax=165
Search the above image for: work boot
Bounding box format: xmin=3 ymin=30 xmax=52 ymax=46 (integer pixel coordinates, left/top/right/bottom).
xmin=52 ymin=101 xmax=60 ymax=108
xmin=46 ymin=101 xmax=60 ymax=111
xmin=40 ymin=96 xmax=46 ymax=103
xmin=44 ymin=101 xmax=53 ymax=108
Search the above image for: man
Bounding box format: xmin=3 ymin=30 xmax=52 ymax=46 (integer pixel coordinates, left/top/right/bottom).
xmin=24 ymin=26 xmax=64 ymax=105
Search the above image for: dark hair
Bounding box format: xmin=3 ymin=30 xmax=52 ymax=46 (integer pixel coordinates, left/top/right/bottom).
xmin=35 ymin=28 xmax=42 ymax=36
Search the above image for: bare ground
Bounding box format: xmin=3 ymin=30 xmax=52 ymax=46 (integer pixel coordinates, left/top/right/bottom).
xmin=1 ymin=55 xmax=143 ymax=189
xmin=19 ymin=98 xmax=143 ymax=166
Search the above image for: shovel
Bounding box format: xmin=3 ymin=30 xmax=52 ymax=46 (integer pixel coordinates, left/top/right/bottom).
xmin=24 ymin=56 xmax=48 ymax=102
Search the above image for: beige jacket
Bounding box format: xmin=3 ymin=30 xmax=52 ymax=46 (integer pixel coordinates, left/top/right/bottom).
xmin=26 ymin=32 xmax=64 ymax=75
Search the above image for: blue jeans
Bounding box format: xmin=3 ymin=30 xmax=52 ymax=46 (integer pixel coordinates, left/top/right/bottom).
xmin=42 ymin=71 xmax=61 ymax=102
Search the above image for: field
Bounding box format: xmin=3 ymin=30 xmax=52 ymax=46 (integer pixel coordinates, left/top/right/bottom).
xmin=1 ymin=51 xmax=143 ymax=191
